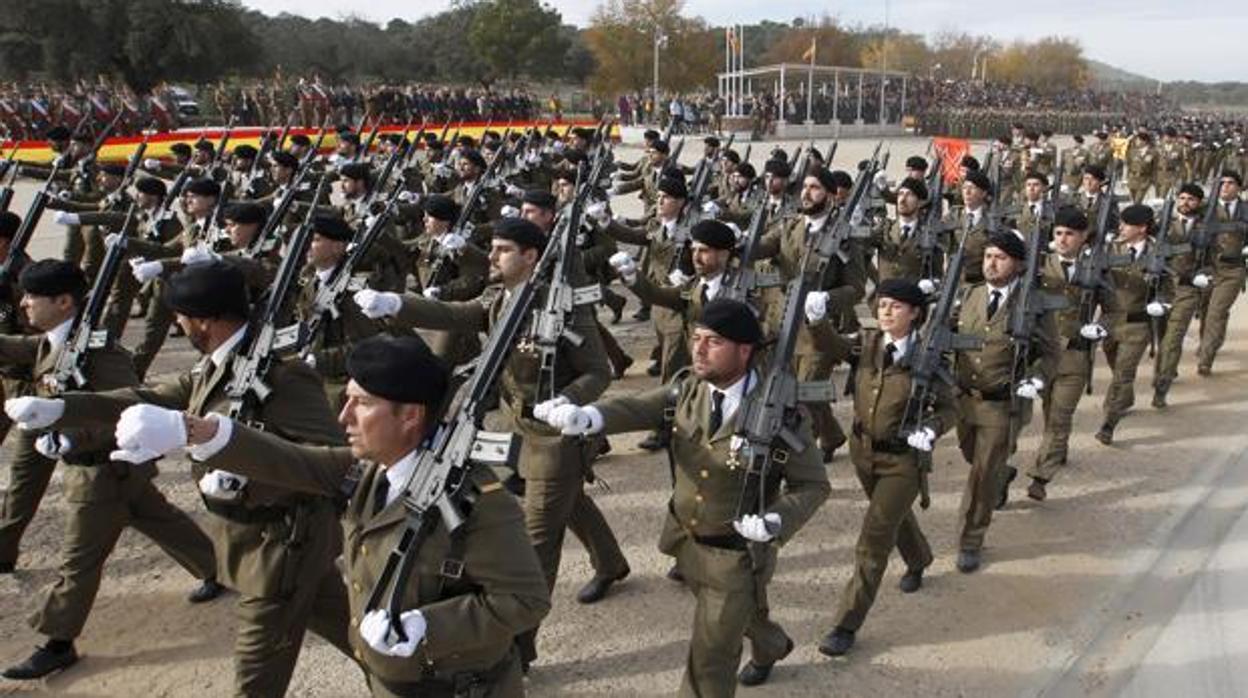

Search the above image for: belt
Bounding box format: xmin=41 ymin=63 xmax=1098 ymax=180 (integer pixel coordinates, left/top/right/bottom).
xmin=1066 ymin=337 xmax=1092 ymax=351
xmin=959 ymin=385 xmax=1011 ymax=402
xmin=1124 ymin=311 xmax=1151 ymax=323
xmin=204 ymin=498 xmax=293 ymax=524
xmin=851 ymin=422 xmax=909 ymax=454
xmin=693 ymin=532 xmax=750 ymax=551
xmin=374 ymin=651 xmax=514 ymax=697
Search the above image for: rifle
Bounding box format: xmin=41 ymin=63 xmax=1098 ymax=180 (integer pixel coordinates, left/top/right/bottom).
xmin=898 ymin=230 xmax=982 ymax=508
xmin=252 ymin=162 xmax=316 ymax=257
xmin=208 ymin=116 xmax=238 ymax=181
xmin=426 ymin=140 xmax=508 ymax=288
xmin=1073 ymin=168 xmax=1129 ymax=395
xmin=101 ymin=131 xmax=151 ymax=210
xmin=665 ymin=136 xmax=724 ymax=276
xmin=1189 ymin=164 xmax=1225 ymax=273
xmin=826 ymin=140 xmax=839 ymax=166
xmin=917 ymin=157 xmax=948 ymax=283
xmin=245 ymin=110 xmax=296 ymax=193
xmin=302 ymin=116 xmax=332 ymax=169
xmin=742 ymin=144 xmax=752 ymax=165
xmin=357 ymin=113 xmax=383 ymax=163
xmin=76 ymin=110 xmax=125 ymax=173
xmin=44 ymin=207 xmax=135 ymax=393
xmin=365 ymin=118 xmax=416 ymax=206
xmin=784 ymin=144 xmax=806 ymax=193
xmin=720 ymin=203 xmax=777 ymax=303
xmin=1 ymin=164 xmax=61 ymax=288
xmin=223 ymin=176 xmax=328 ymax=423
xmin=0 ymin=147 xmax=20 ymax=212
xmin=1143 ymin=190 xmax=1186 ymax=358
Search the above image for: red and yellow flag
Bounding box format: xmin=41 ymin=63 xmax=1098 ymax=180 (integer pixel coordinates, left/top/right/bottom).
xmin=801 ymin=36 xmax=817 ymax=63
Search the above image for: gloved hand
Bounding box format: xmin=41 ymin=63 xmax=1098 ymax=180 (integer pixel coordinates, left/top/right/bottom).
xmin=110 ymin=403 xmax=188 ymax=463
xmin=359 ymin=609 xmax=426 ymax=657
xmin=609 ymin=251 xmax=637 ymax=284
xmin=586 ymin=201 xmax=611 ymax=225
xmin=437 ymin=232 xmax=467 ymax=254
xmin=1015 ymin=377 xmax=1044 ymax=400
xmin=545 ymin=404 xmax=602 ymax=436
xmin=52 ymin=210 xmax=81 ymax=226
xmin=525 ymin=151 xmax=542 ymax=165
xmin=142 ymin=158 xmax=162 ymax=170
xmin=804 ymin=291 xmax=829 ymax=323
xmin=1241 ymin=245 xmax=1248 ymax=258
xmin=198 ymin=470 xmax=248 ymax=500
xmin=421 ymin=286 xmax=441 ymax=300
xmin=35 ymin=432 xmax=73 ymax=459
xmin=5 ymin=396 xmax=65 ymax=430
xmin=181 ymin=244 xmax=218 ymax=266
xmin=733 ymin=513 xmax=781 ymax=542
xmin=303 ymin=353 xmax=318 ymax=370
xmin=354 ymin=289 xmax=402 ymax=319
xmin=918 ymin=278 xmax=937 ymax=295
xmin=103 ymin=232 xmax=122 ymax=247
xmin=1146 ymin=301 xmax=1170 ymax=317
xmin=130 ymin=258 xmax=164 ymax=283
xmin=873 ymin=170 xmax=891 ymax=191
xmin=532 ymin=395 xmax=570 ymax=422
xmin=1192 ymin=273 xmax=1211 ymax=289
xmin=505 ymin=184 xmax=525 ymax=198
xmin=433 ymin=162 xmax=454 ymax=179
xmin=499 ymin=204 xmax=520 ymax=219
xmin=667 ymin=269 xmax=691 ymax=287
xmin=397 ymin=190 xmax=419 ymax=204
xmin=701 ymin=201 xmax=721 ymax=219
xmin=726 ymin=222 xmax=744 ymax=244
xmin=1080 ymin=323 xmax=1108 ymax=341
xmin=906 ymin=427 xmax=936 ymax=452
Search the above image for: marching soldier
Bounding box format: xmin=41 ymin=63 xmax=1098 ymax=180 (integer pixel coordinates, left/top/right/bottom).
xmin=1086 ymin=130 xmax=1114 ymax=174
xmin=1195 ymin=170 xmax=1248 ymax=376
xmin=409 ymin=194 xmax=486 ymax=367
xmin=873 ymin=177 xmax=941 ymax=284
xmin=946 ymin=170 xmax=994 ymax=285
xmin=1126 ymin=132 xmax=1158 ymax=203
xmin=1015 ymin=171 xmax=1050 ymax=242
xmin=538 ymin=299 xmax=830 ymax=695
xmin=1153 ymin=183 xmax=1208 ymax=407
xmin=1156 ymin=127 xmax=1186 ymax=198
xmin=1062 ymin=135 xmax=1089 ymax=192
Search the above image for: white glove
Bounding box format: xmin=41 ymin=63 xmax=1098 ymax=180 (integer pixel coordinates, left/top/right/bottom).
xmin=608 ymin=251 xmax=637 ymax=284
xmin=130 ymin=258 xmax=164 ymax=283
xmin=103 ymin=232 xmax=122 ymax=247
xmin=701 ymin=201 xmax=721 ymax=219
xmin=111 ymin=403 xmax=188 ymax=463
xmin=1079 ymin=323 xmax=1108 ymax=341
xmin=873 ymin=170 xmax=891 ymax=191
xmin=433 ymin=162 xmax=454 ymax=178
xmin=354 ymin=289 xmax=402 ymax=319
xmin=142 ymin=158 xmax=162 ymax=170
xmin=197 ymin=470 xmax=248 ymax=500
xmin=505 ymin=184 xmax=524 ymax=198
xmin=918 ymin=278 xmax=937 ymax=295
xmin=1060 ymin=184 xmax=1073 ymax=195
xmin=53 ymin=210 xmax=81 ymax=226
xmin=1015 ymin=377 xmax=1044 ymax=400
xmin=437 ymin=232 xmax=467 ymax=253
xmin=906 ymin=427 xmax=936 ymax=452
xmin=587 ymin=201 xmax=611 ymax=225
xmin=545 ymin=404 xmax=602 ymax=436
xmin=35 ymin=432 xmax=73 ymax=459
xmin=1192 ymin=273 xmax=1211 ymax=289
xmin=733 ymin=513 xmax=781 ymax=542
xmin=359 ymin=609 xmax=426 ymax=658
xmin=726 ymin=222 xmax=744 ymax=243
xmin=499 ymin=204 xmax=520 ymax=219
xmin=5 ymin=396 xmax=65 ymax=430
xmin=303 ymin=353 xmax=318 ymax=369
xmin=804 ymin=291 xmax=829 ymax=322
xmin=667 ymin=269 xmax=691 ymax=287
xmin=1146 ymin=301 xmax=1169 ymax=317
xmin=180 ymin=244 xmax=218 ymax=266
xmin=1241 ymin=245 xmax=1248 ymax=258
xmin=532 ymin=395 xmax=570 ymax=423
xmin=421 ymin=286 xmax=441 ymax=300
xmin=397 ymin=190 xmax=419 ymax=204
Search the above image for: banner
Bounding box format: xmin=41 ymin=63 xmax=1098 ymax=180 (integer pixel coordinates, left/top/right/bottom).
xmin=931 ymin=136 xmax=971 ymax=186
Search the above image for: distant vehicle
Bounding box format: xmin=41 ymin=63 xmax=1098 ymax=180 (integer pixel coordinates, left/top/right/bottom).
xmin=169 ymin=86 xmax=200 ymax=117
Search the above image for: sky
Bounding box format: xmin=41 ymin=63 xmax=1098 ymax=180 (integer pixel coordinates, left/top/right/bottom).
xmin=239 ymin=0 xmax=1245 ymax=83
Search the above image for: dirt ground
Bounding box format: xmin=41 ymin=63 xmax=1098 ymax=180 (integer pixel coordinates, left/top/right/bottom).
xmin=2 ymin=136 xmax=1246 ymax=697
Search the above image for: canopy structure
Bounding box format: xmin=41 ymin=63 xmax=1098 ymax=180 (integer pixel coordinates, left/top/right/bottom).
xmin=718 ymin=62 xmax=910 ymax=127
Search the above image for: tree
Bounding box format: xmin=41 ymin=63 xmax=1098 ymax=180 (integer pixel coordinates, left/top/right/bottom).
xmin=585 ymin=0 xmax=718 ymax=95
xmin=761 ymin=15 xmax=864 ymax=67
xmin=860 ymin=31 xmax=932 ymax=73
xmin=469 ymin=0 xmax=568 ymax=81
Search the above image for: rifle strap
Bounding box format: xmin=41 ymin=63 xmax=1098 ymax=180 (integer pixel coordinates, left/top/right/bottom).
xmin=436 ymin=487 xmax=479 ymax=599
xmin=661 ymin=368 xmax=691 ymax=487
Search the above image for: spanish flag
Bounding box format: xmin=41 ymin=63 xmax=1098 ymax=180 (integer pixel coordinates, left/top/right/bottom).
xmin=802 ymin=36 xmax=817 ymax=64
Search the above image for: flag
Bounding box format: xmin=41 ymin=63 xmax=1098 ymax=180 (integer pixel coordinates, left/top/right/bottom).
xmin=801 ymin=36 xmax=817 ymax=64
xmin=932 ymin=137 xmax=971 ymax=186
xmin=727 ymin=27 xmax=738 ymax=52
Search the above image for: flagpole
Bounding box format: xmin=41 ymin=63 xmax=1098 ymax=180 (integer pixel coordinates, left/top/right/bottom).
xmin=806 ymin=35 xmax=815 ymax=125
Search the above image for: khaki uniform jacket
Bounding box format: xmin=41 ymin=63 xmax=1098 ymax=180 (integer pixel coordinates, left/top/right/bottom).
xmin=1106 ymin=238 xmax=1159 ymax=321
xmin=295 ymin=268 xmax=387 ymax=383
xmin=604 ymin=217 xmax=683 ymax=336
xmin=57 ymin=351 xmax=346 ymax=597
xmin=393 ymin=290 xmax=611 ymax=480
xmin=945 ymin=206 xmax=991 ymax=284
xmin=874 ymin=217 xmax=943 ymax=283
xmin=1209 ymin=199 xmax=1248 ymax=273
xmin=198 ymin=425 xmax=550 ymax=686
xmin=411 ymin=232 xmax=490 ymax=301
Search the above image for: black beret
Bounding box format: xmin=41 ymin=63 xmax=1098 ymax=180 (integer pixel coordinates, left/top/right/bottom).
xmin=691 ymin=220 xmax=736 ymax=250
xmin=0 ymin=211 xmax=19 ymax=239
xmin=339 ymin=162 xmax=371 ymax=182
xmin=561 ymin=149 xmax=586 ymax=167
xmin=809 ymin=167 xmax=837 ymax=191
xmin=572 ymin=127 xmax=595 ymax=141
xmin=45 ymin=126 xmax=71 ymax=141
xmin=722 ymin=149 xmax=740 ymax=165
xmin=521 ymin=189 xmax=558 ymax=211
xmin=289 ymin=134 xmax=312 ymax=147
xmin=703 ymin=136 xmax=720 ymax=148
xmin=736 ymin=163 xmax=756 ymax=179
xmin=770 ymin=148 xmax=788 ymax=162
xmin=1120 ymin=204 xmax=1154 ymax=226
xmin=1179 ymin=182 xmax=1205 ymax=199
xmin=71 ymin=131 xmax=92 ymax=144
xmin=312 ymin=214 xmax=354 ymax=242
xmin=552 ymin=165 xmax=578 ymax=184
xmin=963 ymin=170 xmax=993 ymax=195
xmin=270 ymin=151 xmax=299 ymax=169
xmin=225 ymin=202 xmax=267 ymax=226
xmin=1223 ymin=170 xmax=1244 ymax=187
xmin=164 ymin=260 xmax=249 ymax=320
xmin=1054 ymin=205 xmax=1088 ymax=231
xmin=170 ymin=143 xmax=193 ymax=156
xmin=986 ymin=230 xmax=1027 ymax=260
xmin=457 ymin=135 xmax=477 ymax=149
xmin=460 ymin=149 xmax=487 ymax=170
xmin=643 ymin=129 xmax=660 ymax=141
xmin=185 ymin=178 xmax=221 ymax=198
xmin=339 ymin=133 xmax=361 ymax=146
xmin=897 ymin=177 xmax=928 ymax=201
xmin=233 ymin=144 xmax=258 ymax=160
xmin=493 ymin=217 xmax=547 ymax=251
xmin=135 ymin=177 xmax=167 ymax=198
xmin=877 ymin=278 xmax=926 ymax=307
xmin=905 ymin=156 xmax=928 ymax=170
xmin=194 ymin=139 xmax=215 ymax=153
xmin=1073 ymin=134 xmax=1085 ymax=144
xmin=658 ymin=176 xmax=688 ymax=199
xmin=19 ymin=259 xmax=87 ymax=300
xmin=347 ymin=334 xmax=448 ymax=407
xmin=422 ymin=194 xmax=459 ymax=222
xmin=808 ymin=148 xmax=824 ymax=162
xmin=763 ymin=158 xmax=791 ymax=178
xmin=827 ymin=169 xmax=854 ymax=191
xmin=484 ymin=130 xmax=502 ymax=142
xmin=697 ymin=298 xmax=761 ymax=345
xmin=99 ymin=162 xmax=127 ymax=177
xmin=1024 ymin=170 xmax=1049 ymax=185
xmin=961 ymin=155 xmax=981 ymax=171
xmin=1083 ymin=164 xmax=1107 ymax=181
xmin=424 ymin=134 xmax=443 ymax=148
xmin=650 ymin=140 xmax=670 ymax=155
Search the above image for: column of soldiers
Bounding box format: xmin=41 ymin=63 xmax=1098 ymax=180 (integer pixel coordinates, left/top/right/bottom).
xmin=0 ymin=111 xmax=1245 ymax=698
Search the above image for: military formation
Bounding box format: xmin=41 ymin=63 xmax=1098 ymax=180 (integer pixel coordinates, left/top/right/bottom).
xmin=0 ymin=106 xmax=1244 ymax=698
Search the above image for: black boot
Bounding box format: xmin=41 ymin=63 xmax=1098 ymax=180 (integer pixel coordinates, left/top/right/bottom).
xmin=996 ymin=465 xmax=1017 ymax=510
xmin=2 ymin=640 xmax=78 ymax=680
xmin=187 ymin=578 xmax=225 ymax=604
xmin=817 ymin=627 xmax=855 ymax=657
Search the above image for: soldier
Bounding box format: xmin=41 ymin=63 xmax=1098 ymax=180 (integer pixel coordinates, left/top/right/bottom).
xmin=6 ymin=262 xmax=354 ymax=696
xmin=946 ymin=170 xmax=994 ymax=285
xmin=612 ymin=139 xmax=676 ymax=219
xmin=0 ymin=260 xmax=221 ymax=681
xmin=1126 ymin=131 xmax=1158 ymax=203
xmin=409 ymin=194 xmax=486 ymax=367
xmin=113 ymin=334 xmax=552 ymax=697
xmin=140 ymin=142 xmax=194 ymax=180
xmin=1015 ymin=171 xmax=1050 ymax=242
xmin=1096 ymin=204 xmax=1167 ymax=445
xmin=354 ymin=217 xmax=613 ymax=670
xmin=1087 ymin=130 xmax=1114 ymax=174
xmin=1074 ymin=165 xmax=1119 ymax=232
xmin=1156 ymin=127 xmax=1186 ymax=198
xmin=1062 ymin=135 xmax=1089 ymax=192
xmin=1195 ymin=171 xmax=1248 ymax=376
xmin=759 ymin=158 xmax=796 ymax=219
xmin=539 ymin=298 xmax=829 ymax=694
xmin=873 ymin=177 xmax=941 ymax=284
xmin=952 ymin=232 xmax=1058 ymax=571
xmin=1153 ymin=183 xmax=1207 ymax=407
xmin=805 ymin=279 xmax=953 ymax=658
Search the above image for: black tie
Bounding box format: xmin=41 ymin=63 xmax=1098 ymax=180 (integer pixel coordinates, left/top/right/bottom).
xmin=373 ymin=474 xmax=390 ymax=515
xmin=1130 ymin=247 xmax=1138 ymax=263
xmin=709 ymin=390 xmax=725 ymax=434
xmin=883 ymin=342 xmax=896 ymax=369
xmin=1061 ymin=260 xmax=1073 ymax=281
xmin=901 ymin=224 xmax=912 ymax=241
xmin=987 ymin=290 xmax=1002 ymax=319
xmin=700 ymin=282 xmax=710 ymax=305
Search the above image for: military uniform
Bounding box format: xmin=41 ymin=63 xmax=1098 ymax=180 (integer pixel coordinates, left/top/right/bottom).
xmin=296 ymin=268 xmax=388 ymax=410
xmin=873 ymin=217 xmax=944 ymax=284
xmin=1153 ymin=211 xmax=1203 ymax=398
xmin=1196 ymin=197 xmax=1248 ymax=373
xmin=594 ymin=369 xmax=830 ymax=698
xmin=1126 ymin=141 xmax=1158 ymax=203
xmin=945 ymin=206 xmax=991 ymax=285
xmin=1100 ymin=238 xmax=1159 ymax=434
xmin=1156 ymin=139 xmax=1186 ymax=197
xmin=605 ymin=217 xmax=690 ymax=382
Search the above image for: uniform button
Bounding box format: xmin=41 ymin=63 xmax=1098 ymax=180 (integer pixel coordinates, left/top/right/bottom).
xmin=700 ymin=469 xmax=709 ymax=479
xmin=353 ymin=582 xmax=361 ymax=592
xmin=360 ymin=544 xmax=367 ymax=555
xmin=354 ymin=649 xmax=363 ymax=661
xmin=695 ymin=494 xmax=703 ymax=502
xmin=690 ymin=518 xmax=698 ymax=526
xmin=350 ymin=616 xmax=357 ymax=625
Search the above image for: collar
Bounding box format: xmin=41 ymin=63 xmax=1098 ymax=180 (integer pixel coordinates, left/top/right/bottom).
xmin=806 ymin=211 xmax=830 ymax=230
xmin=882 ymin=330 xmax=912 ymax=359
xmin=210 ymin=326 xmax=248 ymax=368
xmin=701 ymin=272 xmax=724 ymax=299
xmin=46 ymin=317 xmax=74 ymax=351
xmin=315 ymin=267 xmax=335 ymax=284
xmin=986 ymin=278 xmax=1017 ymax=304
xmin=379 ymin=447 xmax=421 ymax=509
xmin=709 ymin=369 xmax=755 ymax=424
